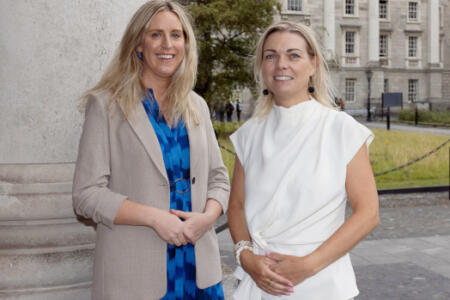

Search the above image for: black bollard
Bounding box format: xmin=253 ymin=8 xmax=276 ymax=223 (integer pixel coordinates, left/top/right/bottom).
xmin=415 ymin=106 xmax=419 ymax=126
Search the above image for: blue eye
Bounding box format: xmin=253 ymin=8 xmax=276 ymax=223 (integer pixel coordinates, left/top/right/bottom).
xmin=172 ymin=32 xmax=181 ymax=39
xmin=265 ymin=54 xmax=274 ymax=60
xmin=151 ymin=32 xmax=161 ymax=38
xmin=290 ymin=53 xmax=300 ymax=59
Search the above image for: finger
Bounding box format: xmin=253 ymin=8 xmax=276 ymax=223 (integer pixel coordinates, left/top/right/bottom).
xmin=170 ymin=209 xmax=192 ymax=220
xmin=184 ymin=234 xmax=196 ymax=245
xmin=258 ymin=282 xmax=286 ymax=297
xmin=178 ymin=233 xmax=187 ymax=246
xmin=264 ymin=277 xmax=293 ymax=294
xmin=262 ymin=257 xmax=278 ymax=266
xmin=266 ymin=251 xmax=285 ymax=262
xmin=267 ymin=268 xmax=294 ymax=287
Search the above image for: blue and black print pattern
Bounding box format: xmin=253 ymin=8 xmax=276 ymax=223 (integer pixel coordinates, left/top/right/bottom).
xmin=143 ymin=89 xmax=224 ymax=300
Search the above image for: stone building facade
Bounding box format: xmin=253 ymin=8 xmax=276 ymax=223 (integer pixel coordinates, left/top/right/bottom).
xmin=275 ymin=0 xmax=450 ymax=112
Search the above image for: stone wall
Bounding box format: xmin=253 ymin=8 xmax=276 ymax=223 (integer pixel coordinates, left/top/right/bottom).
xmin=0 ymin=1 xmax=147 ymax=299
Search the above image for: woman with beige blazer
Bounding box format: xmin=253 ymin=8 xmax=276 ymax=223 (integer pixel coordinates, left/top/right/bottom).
xmin=72 ymin=1 xmax=229 ymax=299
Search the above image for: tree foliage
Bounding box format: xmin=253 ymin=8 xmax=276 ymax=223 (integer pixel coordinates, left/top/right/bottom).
xmin=182 ymin=0 xmax=280 ymax=105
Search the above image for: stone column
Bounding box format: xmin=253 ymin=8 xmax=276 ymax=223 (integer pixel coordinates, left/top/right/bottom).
xmin=323 ymin=0 xmax=336 ymax=61
xmin=0 ymin=1 xmax=146 ymax=299
xmin=427 ymin=0 xmax=442 ymax=105
xmin=367 ymin=0 xmax=380 ymax=64
xmin=428 ymin=0 xmax=440 ymax=66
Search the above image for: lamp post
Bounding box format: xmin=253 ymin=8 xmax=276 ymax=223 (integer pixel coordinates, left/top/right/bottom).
xmin=366 ymin=69 xmax=373 ymax=121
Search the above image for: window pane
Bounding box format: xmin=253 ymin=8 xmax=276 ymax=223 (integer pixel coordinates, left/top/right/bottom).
xmin=408 ymin=2 xmax=417 ymax=20
xmin=380 ymin=35 xmax=388 ymax=57
xmin=408 ymin=79 xmax=418 ymax=102
xmin=345 ymin=32 xmax=355 ymax=54
xmin=345 ymin=0 xmax=355 ymax=15
xmin=379 ymin=0 xmax=388 ymax=19
xmin=408 ymin=36 xmax=417 ymax=57
xmin=345 ymin=79 xmax=356 ymax=102
xmin=288 ymin=0 xmax=302 ymax=11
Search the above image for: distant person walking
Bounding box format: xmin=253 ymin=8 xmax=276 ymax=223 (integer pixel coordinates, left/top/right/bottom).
xmin=226 ymin=101 xmax=234 ymax=122
xmin=236 ymin=100 xmax=243 ymax=122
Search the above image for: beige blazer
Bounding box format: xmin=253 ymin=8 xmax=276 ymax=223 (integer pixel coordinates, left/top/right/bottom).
xmin=72 ymin=90 xmax=230 ymax=300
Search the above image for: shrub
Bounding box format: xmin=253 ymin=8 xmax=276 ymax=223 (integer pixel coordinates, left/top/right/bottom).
xmin=399 ymin=110 xmax=450 ymax=125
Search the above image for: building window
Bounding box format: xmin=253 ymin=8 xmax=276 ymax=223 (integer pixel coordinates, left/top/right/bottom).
xmin=379 ymin=0 xmax=388 ymax=19
xmin=345 ymin=0 xmax=355 ymax=15
xmin=384 ymin=79 xmax=389 ymax=93
xmin=408 ymin=36 xmax=417 ymax=57
xmin=408 ymin=79 xmax=418 ymax=102
xmin=408 ymin=2 xmax=418 ymax=21
xmin=287 ymin=0 xmax=302 ymax=11
xmin=345 ymin=79 xmax=356 ymax=102
xmin=380 ymin=35 xmax=388 ymax=58
xmin=345 ymin=31 xmax=355 ymax=54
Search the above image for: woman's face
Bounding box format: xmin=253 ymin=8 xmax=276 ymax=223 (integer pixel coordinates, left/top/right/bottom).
xmin=262 ymin=31 xmax=316 ymax=106
xmin=137 ymin=10 xmax=185 ymax=82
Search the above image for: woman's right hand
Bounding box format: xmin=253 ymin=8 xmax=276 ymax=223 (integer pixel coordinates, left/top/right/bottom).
xmin=152 ymin=210 xmax=187 ymax=247
xmin=240 ymin=250 xmax=294 ymax=296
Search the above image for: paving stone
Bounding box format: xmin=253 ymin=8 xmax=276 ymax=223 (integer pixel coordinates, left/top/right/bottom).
xmin=420 ymin=247 xmax=450 ymax=263
xmin=361 ymin=253 xmax=407 ymax=265
xmin=395 ymin=237 xmax=440 ymax=250
xmin=419 ymin=235 xmax=450 ymax=248
xmin=349 ymin=253 xmax=373 ymax=267
xmin=433 ymin=265 xmax=450 ymax=279
xmin=401 ymin=250 xmax=450 ymax=270
xmin=354 ymin=263 xmax=450 ymax=300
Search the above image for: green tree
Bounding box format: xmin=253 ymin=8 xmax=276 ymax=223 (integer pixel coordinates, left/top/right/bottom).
xmin=183 ymin=0 xmax=280 ymax=106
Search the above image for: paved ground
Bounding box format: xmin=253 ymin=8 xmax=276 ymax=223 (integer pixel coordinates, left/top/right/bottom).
xmin=216 ymin=191 xmax=450 ymax=299
xmin=360 ymin=121 xmax=450 ymax=136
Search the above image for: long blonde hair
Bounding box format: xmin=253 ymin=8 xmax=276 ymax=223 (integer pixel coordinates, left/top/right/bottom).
xmin=83 ymin=0 xmax=199 ymax=126
xmin=253 ymin=21 xmax=336 ymax=118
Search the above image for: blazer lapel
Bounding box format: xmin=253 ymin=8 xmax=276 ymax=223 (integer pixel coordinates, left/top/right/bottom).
xmin=126 ymin=102 xmax=168 ymax=182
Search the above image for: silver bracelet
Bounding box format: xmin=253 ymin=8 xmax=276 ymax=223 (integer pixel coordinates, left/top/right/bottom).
xmin=234 ymin=240 xmax=253 ymax=253
xmin=234 ymin=240 xmax=254 ymax=267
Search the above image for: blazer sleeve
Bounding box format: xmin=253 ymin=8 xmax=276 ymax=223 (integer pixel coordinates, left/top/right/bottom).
xmin=200 ymin=99 xmax=230 ymax=214
xmin=72 ymin=94 xmax=127 ymax=229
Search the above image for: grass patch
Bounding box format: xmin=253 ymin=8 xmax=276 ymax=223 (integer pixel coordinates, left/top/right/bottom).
xmin=213 ymin=121 xmax=242 ymax=138
xmin=370 ymin=129 xmax=449 ymax=189
xmin=218 ymin=127 xmax=449 ymax=189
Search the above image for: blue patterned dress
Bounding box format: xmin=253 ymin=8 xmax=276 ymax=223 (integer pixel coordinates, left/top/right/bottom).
xmin=142 ymin=90 xmax=225 ymax=300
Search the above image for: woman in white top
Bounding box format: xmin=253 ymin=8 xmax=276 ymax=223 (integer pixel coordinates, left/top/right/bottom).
xmin=228 ymin=22 xmax=379 ymax=300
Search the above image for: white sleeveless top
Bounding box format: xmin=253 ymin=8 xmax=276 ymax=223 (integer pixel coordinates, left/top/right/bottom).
xmin=230 ymin=99 xmax=374 ymax=300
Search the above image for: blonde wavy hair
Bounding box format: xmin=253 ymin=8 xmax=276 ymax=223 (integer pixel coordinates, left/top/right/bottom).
xmin=253 ymin=21 xmax=336 ymax=118
xmin=83 ymin=0 xmax=199 ymax=126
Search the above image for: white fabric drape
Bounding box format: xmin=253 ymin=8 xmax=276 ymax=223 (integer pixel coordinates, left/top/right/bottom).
xmin=230 ymin=99 xmax=373 ymax=300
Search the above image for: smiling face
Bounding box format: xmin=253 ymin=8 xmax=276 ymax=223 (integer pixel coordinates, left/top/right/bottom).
xmin=262 ymin=31 xmax=316 ymax=107
xmin=137 ymin=10 xmax=185 ymax=84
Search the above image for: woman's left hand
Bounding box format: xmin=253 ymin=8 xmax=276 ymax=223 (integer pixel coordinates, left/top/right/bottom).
xmin=266 ymin=252 xmax=317 ymax=286
xmin=170 ymin=209 xmax=215 ymax=244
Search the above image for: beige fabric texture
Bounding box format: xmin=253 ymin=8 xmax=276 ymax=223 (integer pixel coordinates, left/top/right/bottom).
xmin=72 ymin=91 xmax=230 ymax=300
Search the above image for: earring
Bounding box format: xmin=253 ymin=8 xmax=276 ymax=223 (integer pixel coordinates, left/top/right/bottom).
xmin=137 ymin=52 xmax=143 ymax=60
xmin=263 ymin=89 xmax=269 ymax=95
xmin=308 ymin=86 xmax=315 ymax=93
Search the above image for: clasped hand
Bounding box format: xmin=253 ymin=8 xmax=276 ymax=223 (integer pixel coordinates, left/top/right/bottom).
xmin=152 ymin=209 xmax=215 ymax=246
xmin=241 ymin=250 xmax=316 ymax=296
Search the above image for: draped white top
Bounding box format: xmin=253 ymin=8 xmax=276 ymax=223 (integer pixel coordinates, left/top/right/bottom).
xmin=230 ymin=99 xmax=374 ymax=300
